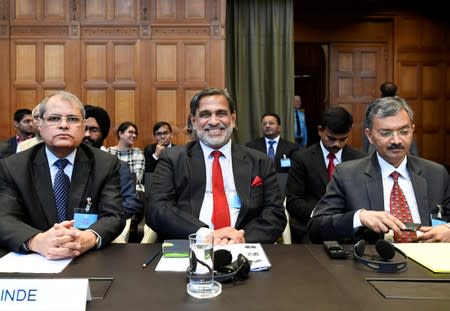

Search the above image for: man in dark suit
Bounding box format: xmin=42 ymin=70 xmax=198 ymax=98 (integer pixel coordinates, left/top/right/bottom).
xmin=0 ymin=108 xmax=34 ymax=158
xmin=246 ymin=113 xmax=298 ymax=173
xmin=146 ymin=88 xmax=286 ymax=244
xmin=0 ymin=91 xmax=125 ymax=259
xmin=309 ymin=97 xmax=450 ymax=243
xmin=286 ymin=106 xmax=366 ymax=242
xmin=144 ymin=121 xmax=175 ymax=173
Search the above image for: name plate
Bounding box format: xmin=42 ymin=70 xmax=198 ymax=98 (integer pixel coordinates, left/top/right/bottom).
xmin=0 ymin=278 xmax=90 ymax=311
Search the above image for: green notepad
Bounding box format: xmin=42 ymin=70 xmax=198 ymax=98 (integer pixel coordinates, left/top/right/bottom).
xmin=162 ymin=240 xmax=190 ymax=258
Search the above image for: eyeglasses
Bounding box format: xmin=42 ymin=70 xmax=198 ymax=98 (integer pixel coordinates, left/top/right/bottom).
xmin=127 ymin=130 xmax=137 ymax=136
xmin=42 ymin=115 xmax=82 ymax=126
xmin=377 ymin=128 xmax=412 ymax=138
xmin=155 ymin=131 xmax=170 ymax=137
xmin=85 ymin=126 xmax=100 ymax=133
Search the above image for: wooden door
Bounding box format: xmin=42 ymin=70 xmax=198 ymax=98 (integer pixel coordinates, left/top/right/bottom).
xmin=329 ymin=44 xmax=389 ymax=149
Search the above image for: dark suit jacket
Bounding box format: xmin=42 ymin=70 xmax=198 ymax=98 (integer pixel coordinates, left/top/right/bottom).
xmin=286 ymin=143 xmax=366 ymax=242
xmin=245 ymin=137 xmax=298 ymax=173
xmin=0 ymin=143 xmax=126 ymax=252
xmin=308 ymin=153 xmax=450 ymax=243
xmin=145 ymin=141 xmax=287 ymax=243
xmin=144 ymin=143 xmax=175 ymax=173
xmin=119 ymin=160 xmax=142 ymax=218
xmin=0 ymin=137 xmax=17 ymax=159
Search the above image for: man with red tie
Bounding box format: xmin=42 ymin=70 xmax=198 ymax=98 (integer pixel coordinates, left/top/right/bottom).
xmin=309 ymin=97 xmax=450 ymax=243
xmin=286 ymin=107 xmax=366 ymax=243
xmin=146 ymin=88 xmax=286 ymax=244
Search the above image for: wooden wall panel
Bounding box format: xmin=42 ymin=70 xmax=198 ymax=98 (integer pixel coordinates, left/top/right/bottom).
xmin=44 ymin=0 xmax=65 ymax=19
xmin=156 ymin=0 xmax=176 ymax=19
xmin=86 ymin=44 xmax=107 ymax=81
xmin=185 ymin=44 xmax=206 ymax=81
xmin=422 ymin=65 xmax=441 ymax=98
xmin=114 ymin=90 xmax=135 ymax=123
xmin=397 ymin=64 xmax=419 ymax=98
xmin=156 ymin=44 xmax=177 ymax=81
xmin=85 ymin=0 xmax=107 ymax=19
xmin=15 ymin=44 xmax=36 ymax=81
xmin=185 ymin=0 xmax=206 ymax=19
xmin=15 ymin=89 xmax=37 ymax=108
xmin=114 ymin=44 xmax=135 ymax=80
xmin=14 ymin=0 xmax=36 ymax=20
xmin=44 ymin=44 xmax=64 ymax=81
xmin=155 ymin=89 xmax=177 ymax=124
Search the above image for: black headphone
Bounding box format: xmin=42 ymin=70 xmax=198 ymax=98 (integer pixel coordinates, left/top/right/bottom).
xmin=187 ymin=249 xmax=250 ymax=283
xmin=353 ymin=239 xmax=408 ymax=273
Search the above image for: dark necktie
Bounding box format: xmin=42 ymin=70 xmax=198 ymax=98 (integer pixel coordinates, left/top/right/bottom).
xmin=267 ymin=140 xmax=276 ymax=161
xmin=54 ymin=159 xmax=71 ymax=223
xmin=327 ymin=153 xmax=336 ymax=181
xmin=211 ymin=151 xmax=230 ymax=229
xmin=295 ymin=110 xmax=302 ymax=137
xmin=389 ymin=171 xmax=417 ymax=242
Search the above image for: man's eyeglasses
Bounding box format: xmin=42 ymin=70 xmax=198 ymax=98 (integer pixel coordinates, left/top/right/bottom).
xmin=42 ymin=115 xmax=82 ymax=126
xmin=85 ymin=126 xmax=100 ymax=133
xmin=377 ymin=128 xmax=412 ymax=138
xmin=155 ymin=131 xmax=170 ymax=137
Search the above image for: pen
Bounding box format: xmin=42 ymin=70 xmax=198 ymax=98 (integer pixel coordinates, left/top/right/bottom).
xmin=142 ymin=250 xmax=160 ymax=269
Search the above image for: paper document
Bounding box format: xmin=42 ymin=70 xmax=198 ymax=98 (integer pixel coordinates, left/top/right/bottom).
xmin=394 ymin=243 xmax=450 ymax=273
xmin=155 ymin=243 xmax=271 ymax=272
xmin=0 ymin=252 xmax=73 ymax=273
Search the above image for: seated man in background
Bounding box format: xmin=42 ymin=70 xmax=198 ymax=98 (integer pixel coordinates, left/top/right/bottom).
xmin=144 ymin=121 xmax=175 ymax=173
xmin=17 ymin=104 xmax=43 ymax=152
xmin=0 ymin=91 xmax=125 ymax=259
xmin=146 ymin=88 xmax=286 ymax=244
xmin=246 ymin=112 xmax=298 ymax=173
xmin=286 ymin=106 xmax=366 ymax=243
xmin=0 ymin=108 xmax=34 ymax=158
xmin=309 ymin=96 xmax=450 ymax=243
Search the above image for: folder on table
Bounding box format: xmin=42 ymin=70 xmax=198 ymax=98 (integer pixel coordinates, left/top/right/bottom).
xmin=394 ymin=243 xmax=450 ymax=273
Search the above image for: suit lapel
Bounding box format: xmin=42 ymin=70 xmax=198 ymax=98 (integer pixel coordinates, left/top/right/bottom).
xmin=365 ymin=154 xmax=384 ymax=211
xmin=311 ymin=143 xmax=328 ymax=185
xmin=32 ymin=148 xmax=58 ymax=225
xmin=231 ymin=144 xmax=251 ymax=227
xmin=69 ymin=147 xmax=92 ymax=216
xmin=407 ymin=158 xmax=430 ymax=225
xmin=188 ymin=143 xmax=207 ymax=217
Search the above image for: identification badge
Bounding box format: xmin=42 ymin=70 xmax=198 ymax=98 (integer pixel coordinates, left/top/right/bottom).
xmin=227 ymin=192 xmax=241 ymax=209
xmin=280 ymin=158 xmax=291 ymax=168
xmin=74 ymin=197 xmax=98 ymax=229
xmin=431 ymin=218 xmax=447 ymax=227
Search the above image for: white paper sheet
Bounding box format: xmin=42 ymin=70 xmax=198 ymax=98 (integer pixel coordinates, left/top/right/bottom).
xmin=0 ymin=252 xmax=73 ymax=273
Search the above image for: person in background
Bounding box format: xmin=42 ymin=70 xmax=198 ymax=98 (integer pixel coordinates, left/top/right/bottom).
xmin=83 ymin=105 xmax=142 ymax=220
xmin=286 ymin=106 xmax=366 ymax=243
xmin=0 ymin=91 xmax=125 ymax=259
xmin=294 ymin=95 xmax=308 ymax=148
xmin=106 ymin=121 xmax=145 ymax=192
xmin=0 ymin=108 xmax=34 ymax=158
xmin=17 ymin=104 xmax=43 ymax=152
xmin=246 ymin=113 xmax=298 ymax=173
xmin=144 ymin=121 xmax=175 ymax=173
xmin=146 ymin=88 xmax=286 ymax=244
xmin=309 ymin=96 xmax=450 ymax=243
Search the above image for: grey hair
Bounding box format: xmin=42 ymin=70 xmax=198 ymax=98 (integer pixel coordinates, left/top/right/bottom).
xmin=365 ymin=96 xmax=414 ymax=129
xmin=39 ymin=91 xmax=86 ymax=119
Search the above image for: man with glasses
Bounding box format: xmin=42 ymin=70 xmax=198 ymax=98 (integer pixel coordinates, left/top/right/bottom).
xmin=144 ymin=121 xmax=175 ymax=173
xmin=309 ymin=96 xmax=450 ymax=243
xmin=0 ymin=91 xmax=125 ymax=259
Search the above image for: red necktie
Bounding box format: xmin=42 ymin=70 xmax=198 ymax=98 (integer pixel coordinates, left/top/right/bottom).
xmin=327 ymin=153 xmax=336 ymax=181
xmin=211 ymin=151 xmax=230 ymax=229
xmin=389 ymin=171 xmax=417 ymax=242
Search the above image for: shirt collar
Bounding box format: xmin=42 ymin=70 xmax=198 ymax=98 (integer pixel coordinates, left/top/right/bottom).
xmin=199 ymin=139 xmax=232 ymax=160
xmin=320 ymin=140 xmax=343 ymax=162
xmin=265 ymin=136 xmax=280 ymax=144
xmin=45 ymin=146 xmax=77 ymax=167
xmin=376 ymin=153 xmax=409 ymax=180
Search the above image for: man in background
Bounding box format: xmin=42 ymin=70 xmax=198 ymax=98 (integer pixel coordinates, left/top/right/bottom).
xmin=246 ymin=113 xmax=297 ymax=173
xmin=294 ymin=95 xmax=308 ymax=148
xmin=144 ymin=121 xmax=175 ymax=173
xmin=146 ymin=88 xmax=286 ymax=244
xmin=0 ymin=108 xmax=34 ymax=158
xmin=287 ymin=106 xmax=366 ymax=243
xmin=17 ymin=104 xmax=43 ymax=152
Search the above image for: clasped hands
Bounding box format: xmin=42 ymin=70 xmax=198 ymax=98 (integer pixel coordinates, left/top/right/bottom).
xmin=211 ymin=227 xmax=245 ymax=245
xmin=360 ymin=210 xmax=450 ymax=242
xmin=27 ymin=220 xmax=97 ymax=260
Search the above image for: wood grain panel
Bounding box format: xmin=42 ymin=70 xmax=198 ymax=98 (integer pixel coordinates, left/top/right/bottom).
xmin=16 ymin=44 xmax=36 ymax=82
xmin=86 ymin=89 xmax=107 ymax=108
xmin=397 ymin=18 xmax=421 ymax=50
xmin=114 ymin=44 xmax=135 ymax=81
xmin=156 ymin=0 xmax=176 ymax=19
xmin=185 ymin=89 xmax=201 ymax=115
xmin=156 ymin=89 xmax=177 ymax=124
xmin=86 ymin=0 xmax=107 ymax=19
xmin=338 ymin=53 xmax=352 ymax=72
xmin=397 ymin=64 xmax=419 ymax=98
xmin=44 ymin=0 xmax=65 ymax=18
xmin=115 ymin=90 xmax=135 ymax=123
xmin=185 ymin=0 xmax=205 ymax=19
xmin=422 ymin=99 xmax=442 ymax=131
xmin=114 ymin=0 xmax=135 ymax=18
xmin=422 ymin=21 xmax=445 ymax=49
xmin=360 ymin=77 xmax=377 ymax=98
xmin=15 ymin=89 xmax=37 ymax=107
xmin=338 ymin=78 xmax=352 ymax=97
xmin=361 ymin=52 xmax=376 ymax=73
xmin=44 ymin=89 xmax=62 ymax=98
xmin=422 ymin=133 xmax=444 ymax=164
xmin=185 ymin=44 xmax=205 ymax=81
xmin=446 ymin=99 xmax=450 ymax=131
xmin=44 ymin=44 xmax=64 ymax=81
xmin=156 ymin=44 xmax=177 ymax=81
xmin=86 ymin=44 xmax=107 ymax=81
xmin=15 ymin=0 xmax=35 ymax=19
xmin=447 ymin=66 xmax=450 ymax=98
xmin=422 ymin=65 xmax=441 ymax=98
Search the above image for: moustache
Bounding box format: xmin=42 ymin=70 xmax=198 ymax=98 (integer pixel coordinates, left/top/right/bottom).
xmin=387 ymin=143 xmax=404 ymax=150
xmin=204 ymin=125 xmax=225 ymax=131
